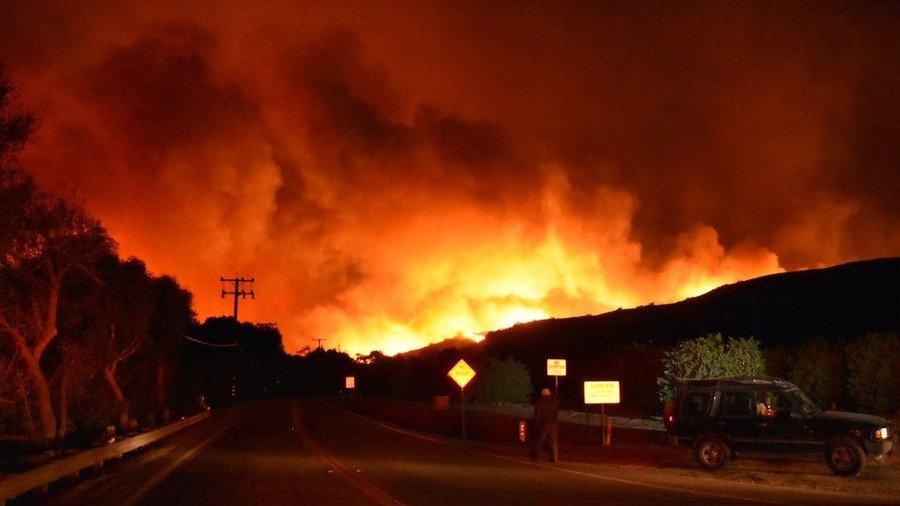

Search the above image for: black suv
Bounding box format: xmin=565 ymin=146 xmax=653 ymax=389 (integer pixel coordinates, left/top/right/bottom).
xmin=664 ymin=377 xmax=894 ymax=476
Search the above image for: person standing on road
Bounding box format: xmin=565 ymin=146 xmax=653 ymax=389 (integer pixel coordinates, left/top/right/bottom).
xmin=530 ymin=388 xmax=560 ymax=462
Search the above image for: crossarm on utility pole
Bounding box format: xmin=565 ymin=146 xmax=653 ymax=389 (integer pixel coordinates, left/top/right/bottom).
xmin=220 ymin=276 xmax=254 ymax=321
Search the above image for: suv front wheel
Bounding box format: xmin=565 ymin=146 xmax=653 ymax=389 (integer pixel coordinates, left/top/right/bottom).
xmin=825 ymin=437 xmax=866 ymax=476
xmin=696 ymin=436 xmax=731 ymax=469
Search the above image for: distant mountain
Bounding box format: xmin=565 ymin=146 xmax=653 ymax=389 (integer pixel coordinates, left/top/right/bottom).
xmin=483 ymin=257 xmax=900 ymax=357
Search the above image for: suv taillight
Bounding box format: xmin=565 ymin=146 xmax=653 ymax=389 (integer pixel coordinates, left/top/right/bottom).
xmin=663 ymin=399 xmax=676 ymax=431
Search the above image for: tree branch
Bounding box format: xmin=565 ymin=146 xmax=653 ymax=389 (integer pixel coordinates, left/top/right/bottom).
xmin=32 ymin=276 xmax=60 ymax=361
xmin=0 ymin=312 xmax=33 ymax=362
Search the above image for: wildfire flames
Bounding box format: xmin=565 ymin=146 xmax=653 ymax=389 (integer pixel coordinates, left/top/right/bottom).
xmin=2 ymin=2 xmax=897 ymax=355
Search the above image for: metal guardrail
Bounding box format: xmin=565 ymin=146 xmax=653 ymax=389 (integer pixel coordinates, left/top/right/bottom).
xmin=0 ymin=410 xmax=211 ymax=505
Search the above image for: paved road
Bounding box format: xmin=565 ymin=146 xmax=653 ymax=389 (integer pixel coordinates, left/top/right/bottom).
xmin=34 ymin=399 xmax=895 ymax=505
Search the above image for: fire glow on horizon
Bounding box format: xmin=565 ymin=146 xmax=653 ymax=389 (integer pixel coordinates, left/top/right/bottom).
xmin=2 ymin=2 xmax=897 ymax=356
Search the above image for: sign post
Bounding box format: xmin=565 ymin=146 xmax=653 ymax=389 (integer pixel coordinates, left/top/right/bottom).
xmin=448 ymin=359 xmax=476 ymax=441
xmin=546 ymin=358 xmax=567 ymax=394
xmin=583 ymin=381 xmax=620 ymax=445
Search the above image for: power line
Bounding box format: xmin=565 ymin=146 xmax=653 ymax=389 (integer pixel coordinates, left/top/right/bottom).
xmin=180 ymin=335 xmax=264 ymax=367
xmin=180 ymin=334 xmax=239 ymax=348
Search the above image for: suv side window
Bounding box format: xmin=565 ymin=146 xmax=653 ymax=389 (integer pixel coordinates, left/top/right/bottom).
xmin=681 ymin=392 xmax=710 ymax=417
xmin=756 ymin=390 xmax=790 ymax=418
xmin=721 ymin=391 xmax=755 ymax=417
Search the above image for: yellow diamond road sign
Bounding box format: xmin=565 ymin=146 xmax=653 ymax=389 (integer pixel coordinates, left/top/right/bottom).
xmin=448 ymin=359 xmax=476 ymax=388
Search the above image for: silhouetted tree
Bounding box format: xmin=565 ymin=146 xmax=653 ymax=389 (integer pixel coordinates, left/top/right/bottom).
xmin=0 ymin=64 xmax=33 ymax=161
xmin=181 ymin=317 xmax=290 ymax=406
xmin=785 ymin=337 xmax=846 ymax=410
xmin=294 ymin=348 xmax=356 ymax=396
xmin=0 ymin=66 xmax=117 ymax=443
xmin=763 ymin=344 xmax=791 ymax=379
xmin=847 ymin=333 xmax=900 ymax=414
xmin=147 ymin=275 xmax=194 ymax=421
xmin=472 ymin=357 xmax=532 ymax=404
xmin=0 ymin=169 xmax=114 ymax=443
xmin=355 ymin=350 xmax=386 ymax=365
xmin=0 ymin=65 xmax=202 ymax=441
xmin=93 ymin=258 xmax=156 ymax=431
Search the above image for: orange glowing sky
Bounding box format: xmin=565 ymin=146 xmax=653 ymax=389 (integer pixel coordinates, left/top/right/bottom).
xmin=2 ymin=1 xmax=898 ymax=355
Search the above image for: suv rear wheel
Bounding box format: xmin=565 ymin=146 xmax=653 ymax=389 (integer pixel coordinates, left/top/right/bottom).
xmin=696 ymin=436 xmax=731 ymax=469
xmin=825 ymin=437 xmax=866 ymax=476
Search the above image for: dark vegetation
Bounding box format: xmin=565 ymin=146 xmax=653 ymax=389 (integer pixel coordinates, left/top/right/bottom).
xmin=2 ymin=65 xmax=898 ymax=470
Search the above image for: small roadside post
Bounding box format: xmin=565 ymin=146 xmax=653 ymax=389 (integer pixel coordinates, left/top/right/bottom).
xmin=546 ymin=358 xmax=566 ymax=395
xmin=448 ymin=359 xmax=476 ymax=441
xmin=584 ymin=380 xmax=620 ymax=445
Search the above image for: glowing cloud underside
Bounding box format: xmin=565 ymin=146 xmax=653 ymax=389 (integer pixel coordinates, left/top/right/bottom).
xmin=2 ymin=1 xmax=897 ymax=355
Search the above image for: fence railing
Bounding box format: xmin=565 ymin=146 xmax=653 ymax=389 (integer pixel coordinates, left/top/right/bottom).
xmin=0 ymin=410 xmax=211 ymax=505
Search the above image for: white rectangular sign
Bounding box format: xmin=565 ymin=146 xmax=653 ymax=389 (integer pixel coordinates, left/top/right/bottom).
xmin=345 ymin=376 xmax=356 ymax=389
xmin=583 ymin=381 xmax=620 ymax=404
xmin=547 ymin=359 xmax=567 ymax=377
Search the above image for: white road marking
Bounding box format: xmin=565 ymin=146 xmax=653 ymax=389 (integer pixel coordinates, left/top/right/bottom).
xmin=291 ymin=401 xmax=405 ymax=506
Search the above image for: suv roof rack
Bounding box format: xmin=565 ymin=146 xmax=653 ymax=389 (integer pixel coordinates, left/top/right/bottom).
xmin=681 ymin=376 xmax=796 ymax=388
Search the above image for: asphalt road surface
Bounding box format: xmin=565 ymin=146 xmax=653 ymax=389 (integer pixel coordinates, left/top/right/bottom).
xmin=32 ymin=399 xmax=896 ymax=505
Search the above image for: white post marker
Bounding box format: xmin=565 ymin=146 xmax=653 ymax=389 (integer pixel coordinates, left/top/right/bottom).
xmin=547 ymin=358 xmax=566 ymax=393
xmin=448 ymin=359 xmax=476 ymax=441
xmin=584 ymin=381 xmax=620 ymax=445
xmin=345 ymin=376 xmax=355 ymax=389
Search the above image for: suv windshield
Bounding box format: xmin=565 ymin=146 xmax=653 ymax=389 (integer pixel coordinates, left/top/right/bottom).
xmin=785 ymin=388 xmax=822 ymax=416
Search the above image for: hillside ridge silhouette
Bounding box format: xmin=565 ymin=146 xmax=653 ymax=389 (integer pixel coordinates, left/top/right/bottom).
xmin=481 ymin=257 xmax=900 ymax=357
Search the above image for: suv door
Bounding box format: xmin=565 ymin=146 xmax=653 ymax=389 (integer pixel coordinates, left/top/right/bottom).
xmin=753 ymin=389 xmax=815 ymax=452
xmin=715 ymin=389 xmax=757 ymax=450
xmin=675 ymin=390 xmax=715 ymax=441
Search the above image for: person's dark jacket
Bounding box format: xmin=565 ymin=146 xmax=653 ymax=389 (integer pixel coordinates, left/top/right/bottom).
xmin=533 ymin=394 xmax=560 ymax=428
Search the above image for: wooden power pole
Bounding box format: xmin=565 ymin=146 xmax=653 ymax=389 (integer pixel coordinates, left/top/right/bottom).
xmin=220 ymin=276 xmax=254 ymax=321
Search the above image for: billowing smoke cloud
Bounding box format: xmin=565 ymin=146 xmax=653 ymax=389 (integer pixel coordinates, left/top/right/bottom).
xmin=1 ymin=1 xmax=897 ymax=354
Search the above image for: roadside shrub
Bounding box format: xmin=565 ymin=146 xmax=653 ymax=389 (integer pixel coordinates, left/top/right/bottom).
xmin=763 ymin=345 xmax=791 ymax=379
xmin=847 ymin=333 xmax=900 ymax=414
xmin=657 ymin=333 xmax=765 ymax=401
xmin=472 ymin=357 xmax=533 ymax=404
xmin=785 ymin=337 xmax=846 ymax=410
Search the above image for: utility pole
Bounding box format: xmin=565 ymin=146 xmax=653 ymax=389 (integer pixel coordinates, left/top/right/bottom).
xmin=220 ymin=276 xmax=254 ymax=321
xmin=312 ymin=338 xmax=327 ymax=350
